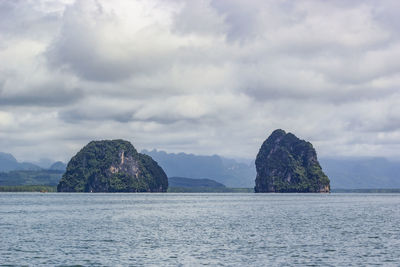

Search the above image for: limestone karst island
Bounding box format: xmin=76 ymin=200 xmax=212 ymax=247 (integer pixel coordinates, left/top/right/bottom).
xmin=57 ymin=140 xmax=168 ymax=192
xmin=255 ymin=129 xmax=330 ymax=193
xmin=56 ymin=130 xmax=329 ymax=193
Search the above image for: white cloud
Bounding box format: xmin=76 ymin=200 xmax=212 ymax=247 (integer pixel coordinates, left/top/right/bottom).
xmin=1 ymin=0 xmax=400 ymax=162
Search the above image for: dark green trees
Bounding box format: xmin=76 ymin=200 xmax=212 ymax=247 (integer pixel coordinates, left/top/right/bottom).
xmin=255 ymin=129 xmax=330 ymax=193
xmin=57 ymin=140 xmax=168 ymax=192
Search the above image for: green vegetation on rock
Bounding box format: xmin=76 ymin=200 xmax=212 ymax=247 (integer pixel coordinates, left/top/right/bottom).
xmin=255 ymin=129 xmax=330 ymax=193
xmin=57 ymin=140 xmax=168 ymax=192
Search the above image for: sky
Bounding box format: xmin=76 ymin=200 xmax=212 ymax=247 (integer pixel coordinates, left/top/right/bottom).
xmin=1 ymin=0 xmax=400 ymax=162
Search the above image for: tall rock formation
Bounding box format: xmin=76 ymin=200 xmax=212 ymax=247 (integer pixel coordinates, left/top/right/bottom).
xmin=57 ymin=140 xmax=168 ymax=192
xmin=255 ymin=129 xmax=330 ymax=193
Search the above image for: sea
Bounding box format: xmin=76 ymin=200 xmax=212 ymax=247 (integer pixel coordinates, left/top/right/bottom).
xmin=0 ymin=193 xmax=399 ymax=266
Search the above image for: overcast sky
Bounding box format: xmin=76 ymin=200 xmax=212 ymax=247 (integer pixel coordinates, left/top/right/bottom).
xmin=1 ymin=0 xmax=400 ymax=162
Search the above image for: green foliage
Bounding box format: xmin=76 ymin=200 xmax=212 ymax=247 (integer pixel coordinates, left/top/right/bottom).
xmin=138 ymin=153 xmax=168 ymax=192
xmin=57 ymin=140 xmax=168 ymax=192
xmin=255 ymin=129 xmax=330 ymax=193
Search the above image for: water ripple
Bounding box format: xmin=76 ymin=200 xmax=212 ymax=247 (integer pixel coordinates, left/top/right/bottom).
xmin=0 ymin=193 xmax=400 ymax=266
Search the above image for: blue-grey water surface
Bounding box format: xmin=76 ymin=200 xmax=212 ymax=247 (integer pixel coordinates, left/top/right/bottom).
xmin=0 ymin=193 xmax=399 ymax=266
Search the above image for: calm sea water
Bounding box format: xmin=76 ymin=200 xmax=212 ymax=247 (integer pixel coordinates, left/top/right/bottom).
xmin=0 ymin=193 xmax=399 ymax=266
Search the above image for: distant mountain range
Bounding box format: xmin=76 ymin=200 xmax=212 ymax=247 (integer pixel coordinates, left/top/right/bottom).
xmin=167 ymin=176 xmax=252 ymax=193
xmin=142 ymin=149 xmax=255 ymax=187
xmin=1 ymin=150 xmax=400 ymax=189
xmin=143 ymin=150 xmax=400 ymax=189
xmin=0 ymin=153 xmax=66 ymax=186
xmin=0 ymin=170 xmax=63 ymax=186
xmin=168 ymin=177 xmax=226 ymax=188
xmin=0 ymin=152 xmax=42 ymax=172
xmin=320 ymin=157 xmax=400 ymax=189
xmin=0 ymin=152 xmax=66 ymax=172
xmin=48 ymin=161 xmax=67 ymax=171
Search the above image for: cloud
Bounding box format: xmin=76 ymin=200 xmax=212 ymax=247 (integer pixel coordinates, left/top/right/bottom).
xmin=46 ymin=0 xmax=183 ymax=82
xmin=0 ymin=84 xmax=82 ymax=107
xmin=172 ymin=0 xmax=227 ymax=36
xmin=1 ymin=0 xmax=400 ymax=162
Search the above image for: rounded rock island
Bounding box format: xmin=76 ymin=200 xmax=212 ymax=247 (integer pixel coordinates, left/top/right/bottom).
xmin=255 ymin=129 xmax=330 ymax=193
xmin=57 ymin=139 xmax=168 ymax=192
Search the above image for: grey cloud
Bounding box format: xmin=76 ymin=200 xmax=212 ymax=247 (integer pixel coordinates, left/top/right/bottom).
xmin=57 ymin=96 xmax=140 ymax=123
xmin=58 ymin=94 xmax=217 ymax=125
xmin=243 ymin=82 xmax=398 ymax=104
xmin=372 ymin=1 xmax=400 ymax=37
xmin=132 ymin=114 xmax=211 ymax=125
xmin=59 ymin=109 xmax=134 ymax=124
xmin=2 ymin=0 xmax=400 ymax=162
xmin=172 ymin=0 xmax=227 ymax=36
xmin=46 ymin=0 xmax=176 ymax=82
xmin=344 ymin=97 xmax=400 ymax=133
xmin=0 ymin=0 xmax=62 ymax=40
xmin=45 ymin=2 xmax=132 ymax=81
xmin=209 ymin=0 xmax=267 ymax=41
xmin=0 ymin=85 xmax=83 ymax=107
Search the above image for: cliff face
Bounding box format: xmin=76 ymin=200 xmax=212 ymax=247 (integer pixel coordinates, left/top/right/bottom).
xmin=57 ymin=140 xmax=168 ymax=192
xmin=254 ymin=129 xmax=330 ymax=193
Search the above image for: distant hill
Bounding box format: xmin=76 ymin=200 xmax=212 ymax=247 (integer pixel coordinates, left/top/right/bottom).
xmin=0 ymin=152 xmax=41 ymax=172
xmin=167 ymin=176 xmax=252 ymax=192
xmin=58 ymin=140 xmax=168 ymax=192
xmin=0 ymin=152 xmax=68 ymax=173
xmin=168 ymin=177 xmax=226 ymax=188
xmin=143 ymin=150 xmax=400 ymax=189
xmin=254 ymin=129 xmax=330 ymax=193
xmin=49 ymin=161 xmax=67 ymax=171
xmin=30 ymin=158 xmax=54 ymax=169
xmin=320 ymin=157 xmax=400 ymax=189
xmin=2 ymin=150 xmax=400 ymax=190
xmin=0 ymin=170 xmax=64 ymax=186
xmin=142 ymin=149 xmax=256 ymax=187
xmin=0 ymin=152 xmax=66 ymax=186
